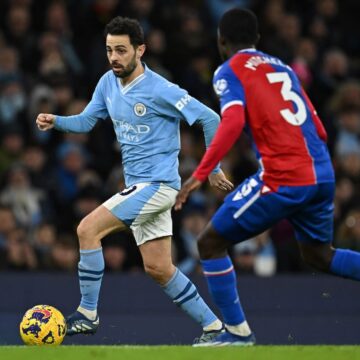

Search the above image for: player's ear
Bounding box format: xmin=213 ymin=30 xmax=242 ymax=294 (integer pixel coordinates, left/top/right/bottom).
xmin=137 ymin=44 xmax=146 ymax=59
xmin=218 ymin=35 xmax=227 ymax=48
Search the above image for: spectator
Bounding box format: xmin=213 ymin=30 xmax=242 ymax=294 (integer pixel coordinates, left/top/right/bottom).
xmin=0 ymin=79 xmax=26 ymax=130
xmin=0 ymin=127 xmax=25 ymax=179
xmin=4 ymin=5 xmax=37 ymax=73
xmin=232 ymin=231 xmax=276 ymax=277
xmin=177 ymin=209 xmax=208 ymax=275
xmin=0 ymin=163 xmax=46 ymax=229
xmin=32 ymin=222 xmax=57 ymax=269
xmin=310 ymin=48 xmax=350 ymax=113
xmin=334 ymin=105 xmax=360 ymax=159
xmin=336 ymin=209 xmax=360 ymax=251
xmin=103 ymin=242 xmax=127 ymax=272
xmin=27 ymin=85 xmax=57 ymax=143
xmin=49 ymin=233 xmax=78 ymax=271
xmin=0 ymin=205 xmax=17 ymax=247
xmin=3 ymin=228 xmax=38 ymax=270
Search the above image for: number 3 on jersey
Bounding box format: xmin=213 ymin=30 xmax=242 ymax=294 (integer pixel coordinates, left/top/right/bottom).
xmin=266 ymin=72 xmax=307 ymax=126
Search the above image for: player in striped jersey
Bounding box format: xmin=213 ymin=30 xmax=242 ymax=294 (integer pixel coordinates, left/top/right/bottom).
xmin=175 ymin=8 xmax=360 ymax=346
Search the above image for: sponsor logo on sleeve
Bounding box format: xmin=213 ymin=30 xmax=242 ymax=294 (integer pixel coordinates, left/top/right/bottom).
xmin=175 ymin=94 xmax=192 ymax=111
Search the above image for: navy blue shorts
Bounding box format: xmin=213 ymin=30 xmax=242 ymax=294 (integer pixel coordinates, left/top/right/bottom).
xmin=212 ymin=173 xmax=335 ymax=244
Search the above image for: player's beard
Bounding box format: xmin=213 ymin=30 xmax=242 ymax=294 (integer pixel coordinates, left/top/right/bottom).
xmin=111 ymin=54 xmax=137 ymax=79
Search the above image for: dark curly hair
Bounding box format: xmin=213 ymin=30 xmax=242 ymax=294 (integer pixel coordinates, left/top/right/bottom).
xmin=104 ymin=16 xmax=144 ymax=47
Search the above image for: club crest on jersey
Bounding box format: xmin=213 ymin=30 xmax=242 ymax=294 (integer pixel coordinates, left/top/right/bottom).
xmin=134 ymin=103 xmax=147 ymax=117
xmin=214 ymin=79 xmax=228 ymax=95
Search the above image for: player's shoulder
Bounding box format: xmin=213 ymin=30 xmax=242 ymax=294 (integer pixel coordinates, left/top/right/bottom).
xmin=213 ymin=60 xmax=236 ymax=96
xmin=100 ymin=70 xmax=114 ymax=81
xmin=213 ymin=59 xmax=233 ymax=81
xmin=146 ymin=67 xmax=184 ymax=96
xmin=96 ymin=70 xmax=116 ymax=88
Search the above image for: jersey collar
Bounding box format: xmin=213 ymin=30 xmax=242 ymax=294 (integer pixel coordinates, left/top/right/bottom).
xmin=237 ymin=48 xmax=257 ymax=53
xmin=118 ymin=63 xmax=147 ymax=94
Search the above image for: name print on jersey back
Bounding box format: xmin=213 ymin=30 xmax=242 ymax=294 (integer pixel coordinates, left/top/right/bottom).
xmin=213 ymin=49 xmax=334 ymax=188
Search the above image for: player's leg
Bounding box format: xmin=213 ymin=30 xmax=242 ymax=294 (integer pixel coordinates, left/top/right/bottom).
xmin=196 ymin=174 xmax=278 ymax=346
xmin=128 ymin=183 xmax=223 ymax=343
xmin=139 ymin=236 xmax=222 ymax=329
xmin=68 ymin=184 xmax=157 ymax=335
xmin=77 ymin=205 xmax=127 ymax=312
xmin=136 ymin=212 xmax=224 ymax=344
xmin=197 ymin=222 xmax=255 ymax=346
xmin=67 ymin=204 xmax=127 ymax=335
xmin=196 ymin=174 xmax=308 ymax=345
xmin=292 ymin=182 xmax=360 ymax=280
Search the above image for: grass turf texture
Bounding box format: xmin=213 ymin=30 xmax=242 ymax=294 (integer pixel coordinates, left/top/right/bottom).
xmin=1 ymin=346 xmax=360 ymax=360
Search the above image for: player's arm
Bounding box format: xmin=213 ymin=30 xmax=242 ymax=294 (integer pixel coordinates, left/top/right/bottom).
xmin=194 ymin=106 xmax=235 ymax=190
xmin=36 ymin=111 xmax=99 ymax=133
xmin=180 ymin=99 xmax=235 ymax=189
xmin=194 ymin=104 xmax=245 ymax=181
xmin=175 ymin=105 xmax=245 ymax=210
xmin=174 ymin=64 xmax=246 ymax=210
xmin=156 ymin=83 xmax=223 ymax=176
xmin=36 ymin=77 xmax=108 ymax=133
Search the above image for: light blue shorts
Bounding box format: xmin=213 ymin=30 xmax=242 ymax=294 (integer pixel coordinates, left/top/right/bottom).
xmin=103 ymin=182 xmax=178 ymax=245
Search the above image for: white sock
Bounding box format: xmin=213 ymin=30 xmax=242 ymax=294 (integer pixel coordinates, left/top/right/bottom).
xmin=203 ymin=319 xmax=223 ymax=332
xmin=226 ymin=321 xmax=251 ymax=336
xmin=77 ymin=306 xmax=97 ymax=320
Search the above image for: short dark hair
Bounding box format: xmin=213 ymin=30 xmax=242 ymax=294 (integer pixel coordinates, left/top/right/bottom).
xmin=104 ymin=16 xmax=144 ymax=46
xmin=219 ymin=8 xmax=259 ymax=46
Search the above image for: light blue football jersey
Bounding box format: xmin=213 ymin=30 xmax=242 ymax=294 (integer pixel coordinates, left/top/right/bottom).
xmin=55 ymin=65 xmax=220 ymax=190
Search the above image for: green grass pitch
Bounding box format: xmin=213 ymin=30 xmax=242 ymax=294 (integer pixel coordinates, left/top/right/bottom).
xmin=1 ymin=345 xmax=360 ymax=360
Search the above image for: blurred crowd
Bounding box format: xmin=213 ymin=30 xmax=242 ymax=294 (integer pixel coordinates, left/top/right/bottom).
xmin=0 ymin=0 xmax=359 ymax=276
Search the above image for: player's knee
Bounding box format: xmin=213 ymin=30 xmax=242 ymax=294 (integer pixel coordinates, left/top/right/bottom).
xmin=197 ymin=225 xmax=228 ymax=260
xmin=300 ymin=245 xmax=333 ymax=272
xmin=143 ymin=262 xmax=172 ymax=284
xmin=77 ymin=217 xmax=96 ymax=245
xmin=197 ymin=234 xmax=213 ymax=259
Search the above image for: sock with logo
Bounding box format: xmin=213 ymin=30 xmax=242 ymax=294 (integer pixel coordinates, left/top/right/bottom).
xmin=78 ymin=248 xmax=104 ymax=313
xmin=162 ymin=268 xmax=220 ymax=328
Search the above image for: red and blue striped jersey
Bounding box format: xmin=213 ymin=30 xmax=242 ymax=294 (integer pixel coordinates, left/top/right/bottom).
xmin=197 ymin=49 xmax=334 ymax=187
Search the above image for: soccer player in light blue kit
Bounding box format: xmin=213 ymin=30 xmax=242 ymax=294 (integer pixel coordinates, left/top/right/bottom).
xmin=36 ymin=16 xmax=234 ymax=344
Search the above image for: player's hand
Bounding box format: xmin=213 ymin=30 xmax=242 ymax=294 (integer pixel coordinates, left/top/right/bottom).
xmin=174 ymin=176 xmax=202 ymax=211
xmin=36 ymin=113 xmax=56 ymax=131
xmin=208 ymin=169 xmax=234 ymax=191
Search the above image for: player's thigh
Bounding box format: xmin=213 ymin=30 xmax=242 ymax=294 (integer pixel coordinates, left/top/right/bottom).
xmin=79 ymin=204 xmax=127 ymax=239
xmin=132 ymin=202 xmax=175 ymax=245
xmin=290 ymin=182 xmax=335 ymax=243
xmin=212 ymin=174 xmax=300 ymax=243
xmin=130 ymin=184 xmax=177 ymax=245
xmin=103 ymin=182 xmax=177 ymax=229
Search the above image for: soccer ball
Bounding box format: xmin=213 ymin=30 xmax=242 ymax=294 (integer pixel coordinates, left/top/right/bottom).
xmin=19 ymin=305 xmax=66 ymax=346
